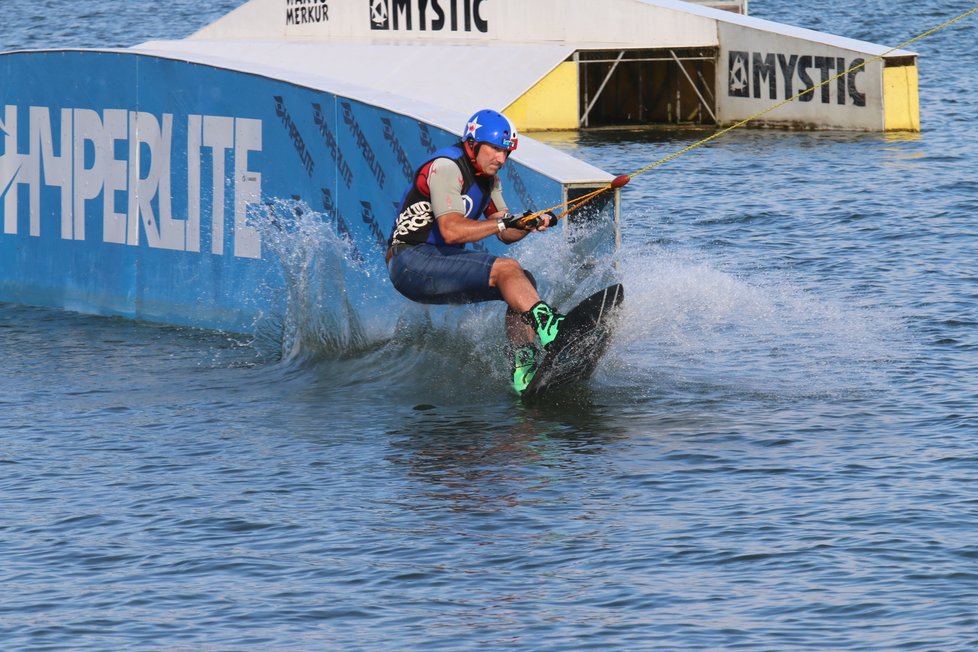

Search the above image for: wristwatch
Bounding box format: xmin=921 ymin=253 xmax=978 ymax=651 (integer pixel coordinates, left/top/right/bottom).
xmin=497 ymin=217 xmax=507 ymax=232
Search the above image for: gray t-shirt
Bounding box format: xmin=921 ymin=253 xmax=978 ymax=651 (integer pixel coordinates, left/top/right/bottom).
xmin=427 ymin=157 xmax=508 ymax=218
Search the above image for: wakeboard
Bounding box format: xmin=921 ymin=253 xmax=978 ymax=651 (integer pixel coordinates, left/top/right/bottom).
xmin=522 ymin=283 xmax=624 ymax=399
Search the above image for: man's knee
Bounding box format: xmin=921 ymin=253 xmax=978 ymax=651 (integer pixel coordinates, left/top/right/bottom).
xmin=493 ymin=256 xmax=521 ymax=274
xmin=494 ymin=257 xmax=535 ymax=285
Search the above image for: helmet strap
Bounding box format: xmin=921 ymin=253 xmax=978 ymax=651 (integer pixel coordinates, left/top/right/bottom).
xmin=464 ymin=139 xmax=487 ymax=176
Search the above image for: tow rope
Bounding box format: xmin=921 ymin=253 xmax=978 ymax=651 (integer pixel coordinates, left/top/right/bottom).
xmin=518 ymin=6 xmax=978 ymax=226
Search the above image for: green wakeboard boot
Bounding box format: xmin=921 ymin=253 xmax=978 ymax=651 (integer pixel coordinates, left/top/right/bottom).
xmin=511 ymin=344 xmax=540 ymax=394
xmin=523 ymin=301 xmax=566 ymax=351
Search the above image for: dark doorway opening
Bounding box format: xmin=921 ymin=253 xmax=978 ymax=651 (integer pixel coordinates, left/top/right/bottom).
xmin=578 ymin=48 xmax=718 ymax=128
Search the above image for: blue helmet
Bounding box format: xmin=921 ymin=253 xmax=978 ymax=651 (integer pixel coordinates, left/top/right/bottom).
xmin=462 ymin=109 xmax=519 ymax=152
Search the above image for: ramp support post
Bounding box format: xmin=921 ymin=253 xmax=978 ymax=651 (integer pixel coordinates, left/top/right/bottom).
xmin=669 ymin=49 xmax=717 ymax=123
xmin=580 ymin=51 xmax=625 ymax=127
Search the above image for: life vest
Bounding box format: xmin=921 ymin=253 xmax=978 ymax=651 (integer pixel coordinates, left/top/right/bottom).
xmin=388 ymin=142 xmax=496 ymax=248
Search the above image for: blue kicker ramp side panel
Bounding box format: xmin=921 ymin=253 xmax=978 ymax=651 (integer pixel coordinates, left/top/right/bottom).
xmin=0 ymin=50 xmax=564 ymax=333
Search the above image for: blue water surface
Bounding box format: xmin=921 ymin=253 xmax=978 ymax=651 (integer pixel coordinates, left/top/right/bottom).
xmin=2 ymin=1 xmax=977 ymax=650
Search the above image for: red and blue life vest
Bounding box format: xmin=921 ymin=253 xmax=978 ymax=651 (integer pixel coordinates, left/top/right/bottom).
xmin=388 ymin=142 xmax=498 ymax=248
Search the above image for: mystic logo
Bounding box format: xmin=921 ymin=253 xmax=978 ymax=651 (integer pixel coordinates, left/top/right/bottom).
xmin=369 ymin=0 xmax=388 ymax=28
xmin=370 ymin=0 xmax=489 ymax=33
xmin=728 ymin=50 xmax=867 ymax=107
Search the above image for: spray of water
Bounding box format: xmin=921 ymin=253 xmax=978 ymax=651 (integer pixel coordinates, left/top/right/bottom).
xmin=253 ymin=198 xmax=381 ymax=362
xmin=248 ymin=199 xmax=898 ymax=399
xmin=608 ymin=239 xmax=904 ymax=399
xmin=247 ymin=200 xmax=624 ymax=392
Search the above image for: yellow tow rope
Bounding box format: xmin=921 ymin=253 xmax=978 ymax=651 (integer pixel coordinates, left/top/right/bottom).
xmin=520 ymin=6 xmax=978 ymax=225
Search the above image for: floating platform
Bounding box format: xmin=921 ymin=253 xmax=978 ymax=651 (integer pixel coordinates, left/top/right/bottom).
xmin=146 ymin=0 xmax=918 ymax=132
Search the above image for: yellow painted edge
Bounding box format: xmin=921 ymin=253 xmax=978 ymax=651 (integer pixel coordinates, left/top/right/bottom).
xmin=883 ymin=63 xmax=920 ymax=132
xmin=504 ymin=61 xmax=578 ymax=131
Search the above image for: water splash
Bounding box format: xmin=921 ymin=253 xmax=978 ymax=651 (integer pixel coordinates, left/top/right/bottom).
xmin=608 ymin=239 xmax=906 ymax=399
xmin=249 ymin=198 xmax=525 ymax=390
xmin=248 ymin=201 xmax=628 ymax=393
xmin=249 ymin=199 xmax=899 ymax=400
xmin=253 ymin=198 xmax=383 ymax=362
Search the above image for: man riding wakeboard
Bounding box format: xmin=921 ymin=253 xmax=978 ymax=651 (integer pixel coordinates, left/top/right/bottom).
xmin=385 ymin=109 xmax=565 ymax=393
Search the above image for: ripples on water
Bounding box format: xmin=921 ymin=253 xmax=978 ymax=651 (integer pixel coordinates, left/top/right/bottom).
xmin=3 ymin=0 xmax=978 ymax=650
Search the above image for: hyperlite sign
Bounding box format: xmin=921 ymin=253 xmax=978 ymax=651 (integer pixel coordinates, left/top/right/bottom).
xmin=0 ymin=105 xmax=263 ymax=259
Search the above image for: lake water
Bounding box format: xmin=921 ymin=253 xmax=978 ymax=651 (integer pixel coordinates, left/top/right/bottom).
xmin=2 ymin=1 xmax=977 ymax=650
